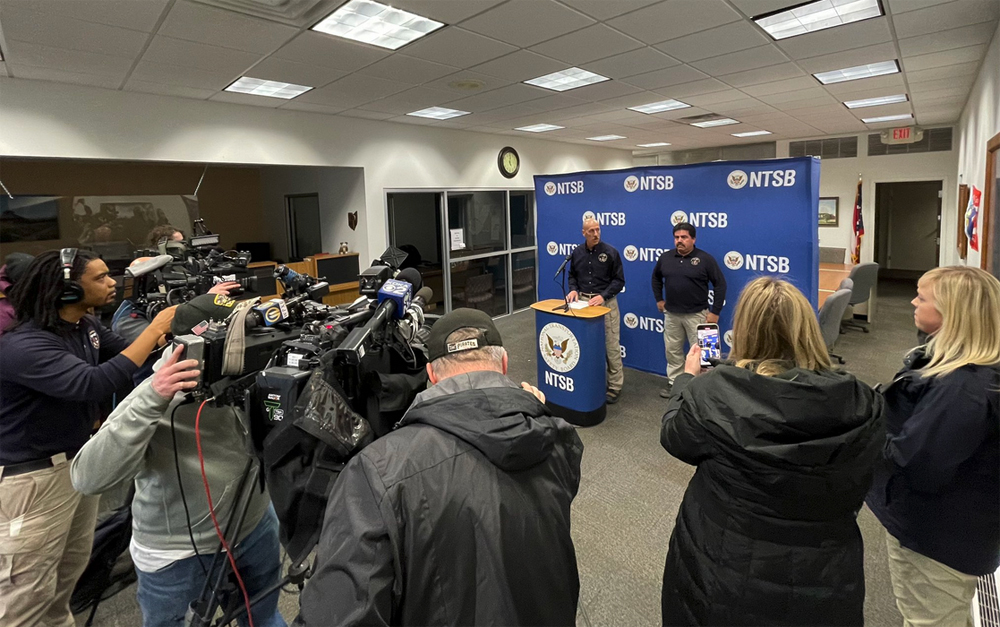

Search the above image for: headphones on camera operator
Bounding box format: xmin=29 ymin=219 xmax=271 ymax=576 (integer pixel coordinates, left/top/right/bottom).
xmin=58 ymin=247 xmax=86 ymax=305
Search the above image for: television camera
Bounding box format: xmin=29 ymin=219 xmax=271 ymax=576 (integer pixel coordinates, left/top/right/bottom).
xmin=124 ymin=220 xmax=258 ymax=318
xmin=172 ymin=247 xmax=437 ymax=627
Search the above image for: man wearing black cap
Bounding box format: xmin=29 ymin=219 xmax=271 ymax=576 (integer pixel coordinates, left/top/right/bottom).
xmin=71 ymin=294 xmax=287 ymax=627
xmin=298 ymin=308 xmax=584 ymax=627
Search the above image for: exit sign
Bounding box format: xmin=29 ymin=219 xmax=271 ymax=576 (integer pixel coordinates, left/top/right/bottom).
xmin=881 ymin=126 xmax=924 ymax=145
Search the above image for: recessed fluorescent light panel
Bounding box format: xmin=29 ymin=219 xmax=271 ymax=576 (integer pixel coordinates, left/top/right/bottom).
xmin=754 ymin=0 xmax=883 ymax=40
xmin=637 ymin=142 xmax=671 ymax=147
xmin=587 ymin=135 xmax=626 ymax=141
xmin=843 ymin=93 xmax=908 ymax=109
xmin=406 ymin=106 xmax=470 ymax=120
xmin=312 ymin=0 xmax=444 ymax=50
xmin=861 ymin=113 xmax=913 ymax=124
xmin=628 ymin=99 xmax=690 ymax=114
xmin=515 ymin=124 xmax=564 ymax=133
xmin=732 ymin=130 xmax=772 ymax=137
xmin=225 ymin=77 xmax=312 ymax=99
xmin=813 ymin=60 xmax=899 ymax=85
xmin=690 ymin=118 xmax=739 ymax=128
xmin=524 ymin=67 xmax=609 ymax=92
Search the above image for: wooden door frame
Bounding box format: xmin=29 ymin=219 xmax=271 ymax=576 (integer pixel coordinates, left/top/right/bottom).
xmin=983 ymin=132 xmax=1000 ymax=273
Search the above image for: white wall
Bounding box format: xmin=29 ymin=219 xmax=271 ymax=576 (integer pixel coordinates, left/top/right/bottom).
xmin=0 ymin=78 xmax=632 ymax=263
xmin=775 ymin=135 xmax=958 ymax=266
xmin=259 ymin=166 xmax=366 ymax=261
xmin=955 ymin=21 xmax=1000 ymax=270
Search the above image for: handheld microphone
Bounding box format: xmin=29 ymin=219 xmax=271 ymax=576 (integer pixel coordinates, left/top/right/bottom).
xmin=395 ymin=267 xmax=423 ymax=291
xmin=553 ymin=254 xmax=571 ymax=279
xmin=404 ymin=286 xmax=433 ymax=327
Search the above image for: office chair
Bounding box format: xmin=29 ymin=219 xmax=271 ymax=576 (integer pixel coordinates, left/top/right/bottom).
xmin=819 ymin=288 xmax=853 ymax=364
xmin=841 ymin=262 xmax=879 ymax=333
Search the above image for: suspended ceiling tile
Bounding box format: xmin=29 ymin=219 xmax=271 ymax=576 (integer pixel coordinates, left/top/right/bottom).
xmin=124 ymin=79 xmax=217 ymax=99
xmin=470 ymin=50 xmax=568 ymax=83
xmin=657 ymin=78 xmax=733 ymax=98
xmin=359 ymin=86 xmax=464 ymax=114
xmin=740 ymin=76 xmax=818 ymax=97
xmin=690 ymin=44 xmax=789 ymax=75
xmin=583 ymin=48 xmax=681 ymax=80
xmin=130 ymin=59 xmax=240 ymax=90
xmin=891 ymin=0 xmax=1000 ymax=38
xmin=607 ymin=0 xmax=743 ymax=45
xmin=243 ymin=57 xmax=348 ymax=88
xmin=905 ymin=60 xmax=981 ymax=84
xmin=461 ymin=0 xmax=594 ymax=48
xmin=657 ymin=20 xmax=772 ymax=63
xmin=898 ymin=21 xmax=998 ymax=57
xmin=569 ymin=79 xmax=644 ymax=102
xmin=403 ymin=27 xmax=516 ymax=67
xmin=7 ymin=63 xmax=124 ymax=89
xmin=443 ymin=82 xmax=550 ymax=113
xmin=272 ymin=32 xmax=390 ymax=72
xmin=158 ymin=0 xmax=298 ymax=54
xmin=885 ymin=0 xmax=956 ymax=14
xmin=902 ymin=44 xmax=988 ymax=72
xmin=17 ymin=0 xmax=170 ymax=32
xmin=4 ymin=40 xmax=134 ymax=78
xmin=357 ymin=54 xmax=459 ymax=84
xmin=529 ymin=24 xmax=644 ymax=65
xmin=623 ymin=64 xmax=710 ymax=90
xmin=142 ymin=36 xmax=262 ymax=75
xmin=557 ymin=0 xmax=660 ymax=20
xmin=0 ymin=4 xmax=151 ymax=58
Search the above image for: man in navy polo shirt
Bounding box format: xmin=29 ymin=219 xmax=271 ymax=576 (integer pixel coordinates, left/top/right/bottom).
xmin=0 ymin=248 xmax=175 ymax=627
xmin=651 ymin=222 xmax=727 ymax=397
xmin=566 ymin=216 xmax=626 ymax=404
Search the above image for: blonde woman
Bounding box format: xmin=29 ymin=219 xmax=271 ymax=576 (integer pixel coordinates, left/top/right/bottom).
xmin=866 ymin=266 xmax=1000 ymax=626
xmin=660 ymin=277 xmax=884 ymax=626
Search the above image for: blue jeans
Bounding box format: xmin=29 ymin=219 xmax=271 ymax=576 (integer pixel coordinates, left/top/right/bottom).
xmin=135 ymin=506 xmax=287 ymax=627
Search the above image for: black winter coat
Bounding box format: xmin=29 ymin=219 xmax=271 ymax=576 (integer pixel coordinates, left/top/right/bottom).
xmin=660 ymin=365 xmax=885 ymax=626
xmin=866 ymin=349 xmax=1000 ymax=575
xmin=297 ymin=371 xmax=584 ymax=626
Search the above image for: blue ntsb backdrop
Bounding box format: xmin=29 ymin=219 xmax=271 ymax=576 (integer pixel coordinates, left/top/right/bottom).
xmin=535 ymin=157 xmax=821 ymax=377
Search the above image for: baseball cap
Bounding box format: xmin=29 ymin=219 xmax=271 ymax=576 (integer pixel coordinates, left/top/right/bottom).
xmin=426 ymin=308 xmax=503 ymax=361
xmin=171 ymin=293 xmax=238 ymax=335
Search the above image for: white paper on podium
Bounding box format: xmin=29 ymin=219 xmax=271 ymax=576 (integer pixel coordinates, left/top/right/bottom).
xmin=568 ymin=301 xmax=589 ymax=310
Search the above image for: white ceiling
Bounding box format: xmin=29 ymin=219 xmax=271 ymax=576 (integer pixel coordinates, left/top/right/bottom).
xmin=0 ymin=0 xmax=996 ymax=153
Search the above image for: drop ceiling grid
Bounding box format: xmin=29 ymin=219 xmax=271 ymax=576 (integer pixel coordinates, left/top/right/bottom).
xmin=0 ymin=0 xmax=994 ymax=149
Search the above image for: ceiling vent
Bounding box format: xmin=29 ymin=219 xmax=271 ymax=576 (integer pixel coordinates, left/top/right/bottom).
xmin=189 ymin=0 xmax=337 ymax=26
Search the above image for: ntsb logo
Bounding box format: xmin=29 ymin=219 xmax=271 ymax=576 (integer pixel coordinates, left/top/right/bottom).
xmin=729 ymin=169 xmax=797 ymax=189
xmin=625 ymin=174 xmax=674 ymax=192
xmin=724 ymin=330 xmax=734 ymax=348
xmin=624 ymin=245 xmax=667 ymax=263
xmin=544 ymin=180 xmax=584 ymax=196
xmin=670 ymin=210 xmax=728 ymax=229
xmin=547 ymin=241 xmax=576 ymax=256
xmin=583 ymin=210 xmax=626 ymax=226
xmin=724 ymin=250 xmax=791 ymax=273
xmin=623 ymin=245 xmax=639 ymax=262
xmin=623 ymin=311 xmax=663 ymax=333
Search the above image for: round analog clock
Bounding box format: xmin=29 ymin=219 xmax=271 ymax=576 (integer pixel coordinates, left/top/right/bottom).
xmin=498 ymin=146 xmax=520 ymax=178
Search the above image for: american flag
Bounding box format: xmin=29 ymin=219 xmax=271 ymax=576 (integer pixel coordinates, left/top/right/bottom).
xmin=851 ymin=177 xmax=864 ymax=264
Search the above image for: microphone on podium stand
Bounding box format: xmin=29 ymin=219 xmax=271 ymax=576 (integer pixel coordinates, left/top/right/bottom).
xmin=553 ymin=254 xmax=572 ymax=312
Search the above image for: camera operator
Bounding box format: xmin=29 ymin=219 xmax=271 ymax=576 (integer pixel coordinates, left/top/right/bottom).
xmin=297 ymin=308 xmax=584 ymax=627
xmin=70 ymin=294 xmax=286 ymax=627
xmin=0 ymin=249 xmax=175 ymax=627
xmin=147 ymin=224 xmax=184 ymax=247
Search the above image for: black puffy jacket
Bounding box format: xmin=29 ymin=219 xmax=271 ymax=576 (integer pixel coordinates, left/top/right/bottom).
xmin=297 ymin=371 xmax=584 ymax=626
xmin=660 ymin=365 xmax=884 ymax=626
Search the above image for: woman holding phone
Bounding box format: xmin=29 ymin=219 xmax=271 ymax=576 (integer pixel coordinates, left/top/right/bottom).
xmin=866 ymin=266 xmax=999 ymax=626
xmin=659 ymin=277 xmax=884 ymax=626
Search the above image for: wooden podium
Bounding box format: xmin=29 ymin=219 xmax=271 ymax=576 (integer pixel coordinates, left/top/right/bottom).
xmin=530 ymin=299 xmax=611 ymax=427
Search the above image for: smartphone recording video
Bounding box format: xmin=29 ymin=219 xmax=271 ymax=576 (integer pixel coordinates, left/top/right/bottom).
xmin=696 ymin=323 xmax=721 ymax=367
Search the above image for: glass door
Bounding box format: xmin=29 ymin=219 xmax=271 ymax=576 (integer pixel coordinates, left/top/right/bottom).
xmin=387 ymin=192 xmax=446 ymax=312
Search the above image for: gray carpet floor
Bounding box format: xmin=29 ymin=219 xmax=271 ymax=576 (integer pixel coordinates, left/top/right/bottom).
xmin=77 ymin=279 xmax=919 ymax=626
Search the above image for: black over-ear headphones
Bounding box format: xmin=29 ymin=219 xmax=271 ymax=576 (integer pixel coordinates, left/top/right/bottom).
xmin=58 ymin=248 xmax=86 ymax=305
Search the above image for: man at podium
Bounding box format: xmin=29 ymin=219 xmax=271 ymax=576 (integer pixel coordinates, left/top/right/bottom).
xmin=565 ymin=216 xmax=626 ymax=404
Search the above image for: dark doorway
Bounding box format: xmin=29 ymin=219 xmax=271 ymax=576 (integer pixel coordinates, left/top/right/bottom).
xmin=286 ymin=193 xmax=322 ymax=262
xmin=874 ymin=181 xmax=942 ymax=280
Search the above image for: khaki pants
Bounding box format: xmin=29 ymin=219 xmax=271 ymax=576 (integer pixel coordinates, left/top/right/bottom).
xmin=604 ymin=296 xmax=624 ymax=392
xmin=663 ymin=310 xmax=707 ymax=384
xmin=885 ymin=532 xmax=978 ymax=627
xmin=0 ymin=459 xmax=100 ymax=627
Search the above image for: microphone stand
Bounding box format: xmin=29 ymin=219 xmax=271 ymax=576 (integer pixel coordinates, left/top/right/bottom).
xmin=553 ymin=255 xmax=571 ymax=312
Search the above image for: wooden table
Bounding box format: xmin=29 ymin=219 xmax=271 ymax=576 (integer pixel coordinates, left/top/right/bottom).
xmin=818 ymin=262 xmax=854 ymax=307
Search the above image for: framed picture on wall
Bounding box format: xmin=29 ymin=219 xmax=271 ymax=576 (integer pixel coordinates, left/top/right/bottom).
xmin=818 ymin=197 xmax=839 ymax=227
